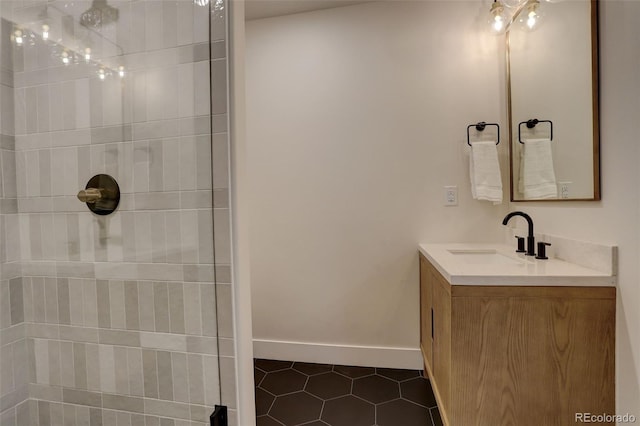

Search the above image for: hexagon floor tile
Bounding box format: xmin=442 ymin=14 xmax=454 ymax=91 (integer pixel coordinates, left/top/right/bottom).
xmin=306 ymin=372 xmax=352 ymax=400
xmin=352 ymin=374 xmax=400 ymax=404
xmin=255 ymin=358 xmax=442 ymax=426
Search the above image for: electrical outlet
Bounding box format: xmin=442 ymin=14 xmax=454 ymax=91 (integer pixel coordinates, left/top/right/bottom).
xmin=444 ymin=186 xmax=458 ymax=206
xmin=559 ymin=182 xmax=571 ymax=199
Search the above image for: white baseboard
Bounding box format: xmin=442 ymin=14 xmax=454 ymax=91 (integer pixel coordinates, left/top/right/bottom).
xmin=253 ymin=339 xmax=423 ymax=370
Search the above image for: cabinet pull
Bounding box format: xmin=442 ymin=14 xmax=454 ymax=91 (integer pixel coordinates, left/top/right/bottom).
xmin=431 ymin=308 xmax=434 ymax=339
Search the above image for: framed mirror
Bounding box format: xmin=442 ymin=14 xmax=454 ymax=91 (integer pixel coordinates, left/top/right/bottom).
xmin=507 ymin=0 xmax=600 ymax=201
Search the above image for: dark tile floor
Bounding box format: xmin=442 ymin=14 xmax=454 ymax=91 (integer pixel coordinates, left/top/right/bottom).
xmin=254 ymin=359 xmax=443 ymax=426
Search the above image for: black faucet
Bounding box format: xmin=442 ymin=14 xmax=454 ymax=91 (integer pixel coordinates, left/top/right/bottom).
xmin=502 ymin=211 xmax=536 ymax=256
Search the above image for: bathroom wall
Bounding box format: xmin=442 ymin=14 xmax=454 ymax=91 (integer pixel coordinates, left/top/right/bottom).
xmin=245 ymin=1 xmax=509 ymax=367
xmin=0 ymin=1 xmax=238 ymax=425
xmin=0 ymin=16 xmax=30 ymax=425
xmin=512 ymin=1 xmax=640 ymax=418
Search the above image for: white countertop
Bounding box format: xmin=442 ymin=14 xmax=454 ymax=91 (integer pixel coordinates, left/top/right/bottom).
xmin=419 ymin=243 xmax=616 ymax=286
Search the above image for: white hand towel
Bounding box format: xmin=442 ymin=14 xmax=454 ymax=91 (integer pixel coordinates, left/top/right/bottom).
xmin=519 ymin=138 xmax=557 ymax=199
xmin=469 ymin=141 xmax=503 ymax=204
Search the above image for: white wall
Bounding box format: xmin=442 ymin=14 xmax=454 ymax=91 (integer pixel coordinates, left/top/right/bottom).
xmin=512 ymin=0 xmax=640 ymax=418
xmin=245 ymin=1 xmax=509 ymax=366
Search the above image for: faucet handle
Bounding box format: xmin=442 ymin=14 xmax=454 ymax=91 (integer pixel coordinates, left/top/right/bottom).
xmin=514 ymin=236 xmax=526 ymax=253
xmin=77 ymin=188 xmax=103 ymax=204
xmin=535 ymin=242 xmax=551 ymax=260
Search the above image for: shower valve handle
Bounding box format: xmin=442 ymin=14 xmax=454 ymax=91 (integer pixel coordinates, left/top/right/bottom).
xmin=77 ymin=174 xmax=120 ymax=215
xmin=77 ymin=188 xmax=103 ymax=204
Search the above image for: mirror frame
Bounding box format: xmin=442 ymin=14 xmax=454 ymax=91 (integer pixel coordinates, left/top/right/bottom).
xmin=506 ymin=0 xmax=601 ymax=202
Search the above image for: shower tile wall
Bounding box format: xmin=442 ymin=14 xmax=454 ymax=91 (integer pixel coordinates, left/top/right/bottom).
xmin=1 ymin=16 xmax=30 ymax=426
xmin=0 ymin=1 xmax=236 ymax=425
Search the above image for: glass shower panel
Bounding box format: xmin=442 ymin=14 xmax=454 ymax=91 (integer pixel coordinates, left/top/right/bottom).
xmin=0 ymin=1 xmax=226 ymax=424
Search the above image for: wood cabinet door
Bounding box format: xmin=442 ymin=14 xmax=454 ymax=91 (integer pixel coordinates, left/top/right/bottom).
xmin=432 ymin=269 xmax=451 ymax=416
xmin=419 ymin=255 xmax=433 ymax=371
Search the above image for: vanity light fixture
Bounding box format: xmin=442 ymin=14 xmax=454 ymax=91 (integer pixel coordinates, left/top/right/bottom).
xmin=489 ymin=0 xmax=544 ymax=34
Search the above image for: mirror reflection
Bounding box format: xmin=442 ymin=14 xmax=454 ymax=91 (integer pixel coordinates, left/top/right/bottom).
xmin=508 ymin=0 xmax=599 ymax=201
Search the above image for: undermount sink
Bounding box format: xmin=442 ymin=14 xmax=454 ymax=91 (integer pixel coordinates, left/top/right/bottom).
xmin=447 ymin=249 xmax=524 ymax=266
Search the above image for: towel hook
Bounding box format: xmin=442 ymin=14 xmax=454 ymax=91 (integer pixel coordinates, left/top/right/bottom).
xmin=518 ymin=119 xmax=553 ymax=144
xmin=467 ymin=122 xmax=500 ymax=146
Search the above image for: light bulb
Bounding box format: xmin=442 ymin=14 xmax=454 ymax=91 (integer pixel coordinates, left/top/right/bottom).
xmin=84 ymin=48 xmax=92 ymax=62
xmin=14 ymin=29 xmax=23 ymax=45
xmin=62 ymin=51 xmax=70 ymax=65
xmin=118 ymin=66 xmax=125 ymax=78
xmin=42 ymin=25 xmax=49 ymax=41
xmin=523 ymin=0 xmax=542 ymax=30
xmin=489 ymin=1 xmax=507 ymax=34
xmin=527 ymin=11 xmax=537 ymax=28
xmin=493 ymin=15 xmax=504 ymax=32
xmin=98 ymin=69 xmax=106 ymax=80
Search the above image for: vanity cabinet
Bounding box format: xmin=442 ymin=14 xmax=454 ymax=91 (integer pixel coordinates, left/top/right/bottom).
xmin=419 ymin=253 xmax=615 ymax=426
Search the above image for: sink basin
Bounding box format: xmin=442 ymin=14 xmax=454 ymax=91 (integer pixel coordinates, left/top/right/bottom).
xmin=447 ymin=249 xmax=523 ymax=266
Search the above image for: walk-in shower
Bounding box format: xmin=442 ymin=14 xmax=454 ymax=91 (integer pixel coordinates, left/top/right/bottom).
xmin=0 ymin=0 xmax=236 ymax=424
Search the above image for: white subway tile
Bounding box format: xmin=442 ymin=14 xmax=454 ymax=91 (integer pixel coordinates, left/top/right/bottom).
xmin=194 ymin=61 xmax=210 ymax=117
xmin=145 ymin=1 xmax=164 ymax=52
xmin=106 ymin=212 xmax=124 ymax=263
xmin=176 ymin=1 xmax=194 ymax=46
xmin=183 ymin=283 xmax=202 ymax=336
xmin=37 ymin=85 xmax=50 ymax=133
xmin=133 ymin=141 xmax=150 ymax=193
xmin=99 ymin=345 xmax=116 ymax=393
xmin=62 ymin=147 xmax=79 ymax=196
xmin=180 ymin=210 xmax=198 ymax=264
xmin=140 ymin=332 xmax=187 ymax=352
xmin=68 ymin=279 xmax=85 ymax=326
xmin=163 ymin=138 xmax=180 ymax=191
xmin=75 ymin=79 xmax=90 ymax=129
xmin=49 ymin=83 xmax=64 ymax=132
xmin=47 ymin=340 xmax=61 ymax=386
xmin=179 ymin=136 xmax=196 ymax=191
xmin=203 ymin=355 xmax=220 ymax=406
xmin=78 ymin=214 xmax=95 ymax=263
xmin=82 ymin=279 xmax=98 ymax=328
xmin=127 ymin=347 xmax=144 ymax=397
xmin=178 ymin=64 xmax=195 ymax=119
xmin=25 ymin=150 xmax=40 ymax=197
xmin=33 ymin=339 xmax=49 ymax=385
xmin=134 ymin=212 xmax=152 ymax=263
